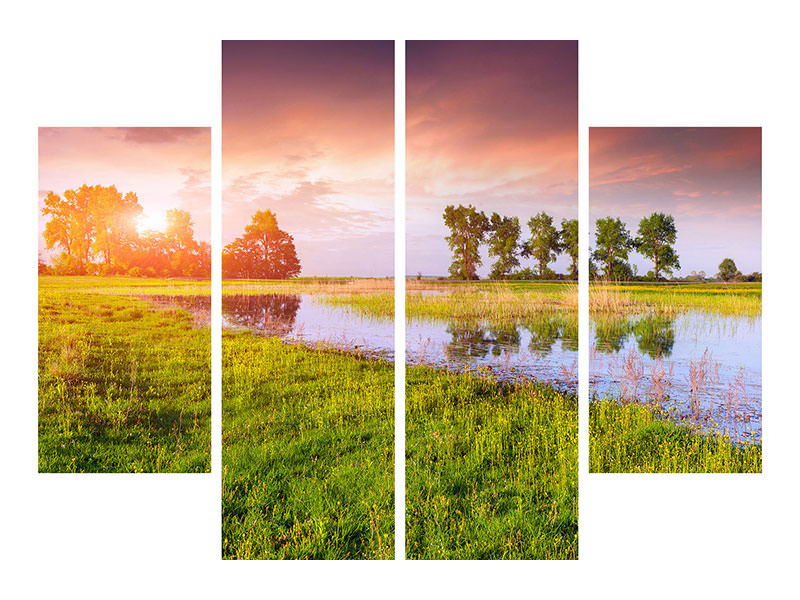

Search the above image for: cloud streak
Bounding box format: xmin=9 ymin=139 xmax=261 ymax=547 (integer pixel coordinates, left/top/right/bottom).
xmin=406 ymin=41 xmax=578 ymax=277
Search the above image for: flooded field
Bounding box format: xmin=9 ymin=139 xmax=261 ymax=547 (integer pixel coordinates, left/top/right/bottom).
xmin=590 ymin=310 xmax=761 ymax=443
xmin=146 ymin=292 xmax=394 ymax=358
xmin=407 ymin=317 xmax=577 ymax=389
xmin=406 ymin=285 xmax=578 ymax=389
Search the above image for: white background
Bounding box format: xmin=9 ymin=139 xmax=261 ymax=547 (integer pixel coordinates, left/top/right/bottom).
xmin=2 ymin=1 xmax=797 ymax=598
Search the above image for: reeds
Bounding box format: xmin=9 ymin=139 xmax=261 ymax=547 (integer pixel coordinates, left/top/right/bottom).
xmin=590 ymin=282 xmax=761 ymax=318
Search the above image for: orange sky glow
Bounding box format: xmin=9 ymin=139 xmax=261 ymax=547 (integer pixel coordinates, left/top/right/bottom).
xmin=38 ymin=127 xmax=210 ymax=258
xmin=222 ymin=40 xmax=394 ymax=277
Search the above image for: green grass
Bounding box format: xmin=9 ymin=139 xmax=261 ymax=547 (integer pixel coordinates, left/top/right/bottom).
xmin=406 ymin=365 xmax=577 ymax=559
xmin=38 ymin=277 xmax=211 ymax=473
xmin=222 ymin=334 xmax=394 ymax=560
xmin=407 ymin=280 xmax=576 ymax=324
xmin=39 ymin=274 xmax=210 ymax=296
xmin=589 ymin=399 xmax=761 ymax=473
xmin=591 ymin=281 xmax=761 ymax=317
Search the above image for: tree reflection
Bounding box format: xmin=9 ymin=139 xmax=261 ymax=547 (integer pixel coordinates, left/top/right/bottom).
xmin=222 ymin=294 xmax=301 ymax=336
xmin=632 ymin=314 xmax=675 ymax=359
xmin=443 ymin=322 xmax=492 ymax=360
xmin=593 ymin=318 xmax=632 ymax=353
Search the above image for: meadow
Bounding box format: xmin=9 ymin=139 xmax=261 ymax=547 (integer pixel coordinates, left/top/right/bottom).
xmin=406 ymin=280 xmax=578 ymax=558
xmin=406 ymin=365 xmax=578 ymax=559
xmin=589 ymin=281 xmax=762 ymax=473
xmin=222 ymin=334 xmax=394 ymax=559
xmin=38 ymin=276 xmax=211 ymax=473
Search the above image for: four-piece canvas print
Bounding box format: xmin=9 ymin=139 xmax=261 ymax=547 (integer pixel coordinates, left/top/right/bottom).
xmin=37 ymin=41 xmax=762 ymax=560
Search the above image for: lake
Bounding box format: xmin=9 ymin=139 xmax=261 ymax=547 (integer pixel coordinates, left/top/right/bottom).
xmin=590 ymin=310 xmax=761 ymax=443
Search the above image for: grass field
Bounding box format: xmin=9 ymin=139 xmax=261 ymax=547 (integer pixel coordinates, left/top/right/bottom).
xmin=38 ymin=276 xmax=211 ymax=473
xmin=589 ymin=399 xmax=761 ymax=473
xmin=406 ymin=365 xmax=578 ymax=559
xmin=222 ymin=334 xmax=394 ymax=560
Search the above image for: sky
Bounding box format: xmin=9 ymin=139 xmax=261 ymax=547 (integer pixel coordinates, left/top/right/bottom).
xmin=222 ymin=40 xmax=394 ymax=277
xmin=590 ymin=127 xmax=762 ymax=276
xmin=406 ymin=40 xmax=578 ymax=277
xmin=38 ymin=127 xmax=210 ymax=259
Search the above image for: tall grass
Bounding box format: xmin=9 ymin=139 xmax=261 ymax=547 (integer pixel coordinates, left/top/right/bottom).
xmin=591 ymin=282 xmax=761 ymax=318
xmin=222 ymin=334 xmax=394 ymax=559
xmin=408 ymin=282 xmax=577 ymax=323
xmin=406 ymin=365 xmax=577 ymax=559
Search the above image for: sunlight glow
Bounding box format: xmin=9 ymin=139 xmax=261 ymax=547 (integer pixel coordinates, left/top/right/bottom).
xmin=137 ymin=211 xmax=167 ymax=234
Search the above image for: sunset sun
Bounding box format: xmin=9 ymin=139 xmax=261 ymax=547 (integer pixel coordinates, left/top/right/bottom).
xmin=137 ymin=211 xmax=167 ymax=233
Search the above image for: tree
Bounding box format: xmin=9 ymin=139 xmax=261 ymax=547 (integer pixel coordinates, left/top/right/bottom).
xmin=42 ymin=186 xmax=95 ymax=273
xmin=522 ymin=211 xmax=560 ymax=279
xmin=92 ymin=186 xmax=142 ymax=269
xmin=487 ymin=213 xmax=521 ymax=280
xmin=559 ymin=218 xmax=579 ymax=280
xmin=635 ymin=212 xmax=680 ymax=280
xmin=223 ymin=209 xmax=301 ymax=279
xmin=442 ymin=204 xmax=490 ymax=280
xmin=718 ymin=258 xmax=740 ymax=281
xmin=592 ymin=217 xmax=634 ymax=280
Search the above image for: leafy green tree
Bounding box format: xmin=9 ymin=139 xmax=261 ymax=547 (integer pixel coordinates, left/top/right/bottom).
xmin=592 ymin=217 xmax=634 ymax=280
xmin=223 ymin=209 xmax=301 ymax=279
xmin=443 ymin=204 xmax=490 ymax=280
xmin=487 ymin=213 xmax=521 ymax=280
xmin=635 ymin=212 xmax=680 ymax=280
xmin=522 ymin=211 xmax=560 ymax=279
xmin=718 ymin=258 xmax=740 ymax=281
xmin=559 ymin=218 xmax=578 ymax=280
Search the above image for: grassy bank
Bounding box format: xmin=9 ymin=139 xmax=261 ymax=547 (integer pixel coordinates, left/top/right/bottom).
xmin=589 ymin=399 xmax=761 ymax=473
xmin=407 ymin=281 xmax=577 ymax=331
xmin=406 ymin=366 xmax=577 ymax=559
xmin=38 ymin=277 xmax=211 ymax=473
xmin=591 ymin=282 xmax=761 ymax=318
xmin=222 ymin=334 xmax=394 ymax=560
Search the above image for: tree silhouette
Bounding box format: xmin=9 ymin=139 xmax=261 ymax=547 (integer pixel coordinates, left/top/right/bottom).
xmin=223 ymin=210 xmax=301 ymax=279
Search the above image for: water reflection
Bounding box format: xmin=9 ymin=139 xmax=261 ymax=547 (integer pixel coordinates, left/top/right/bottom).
xmin=222 ymin=294 xmax=301 ymax=336
xmin=590 ymin=311 xmax=761 ymax=443
xmin=408 ymin=314 xmax=578 ymax=390
xmin=632 ymin=315 xmax=675 ymax=359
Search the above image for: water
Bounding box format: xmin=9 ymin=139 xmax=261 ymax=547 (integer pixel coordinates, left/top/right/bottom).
xmin=590 ymin=311 xmax=761 ymax=443
xmin=221 ymin=294 xmax=394 ymax=359
xmin=407 ymin=315 xmax=578 ymax=391
xmin=146 ymin=293 xmax=395 ymax=357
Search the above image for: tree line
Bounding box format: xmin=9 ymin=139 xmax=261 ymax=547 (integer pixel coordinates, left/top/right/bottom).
xmin=222 ymin=209 xmax=301 ymax=279
xmin=442 ymin=204 xmax=578 ymax=280
xmin=40 ymin=184 xmax=209 ymax=277
xmin=590 ymin=212 xmax=761 ymax=282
